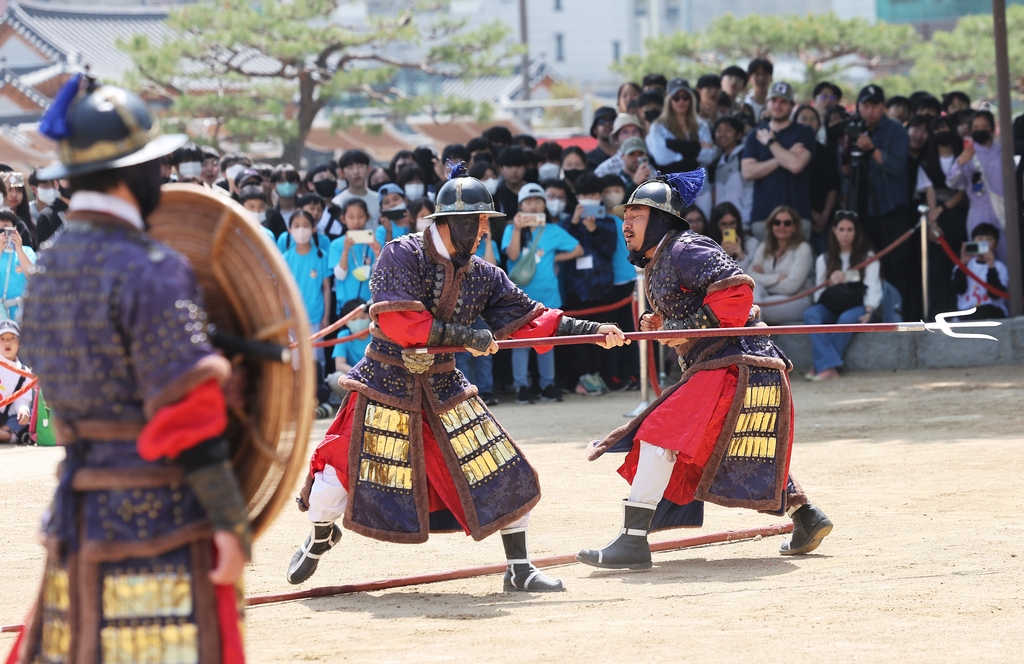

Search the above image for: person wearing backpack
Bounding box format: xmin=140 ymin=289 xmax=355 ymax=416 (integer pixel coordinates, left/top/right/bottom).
xmin=501 ymin=182 xmax=582 ymax=404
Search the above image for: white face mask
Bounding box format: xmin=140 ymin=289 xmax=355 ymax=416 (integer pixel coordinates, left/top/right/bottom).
xmin=404 ymin=183 xmax=425 ymax=199
xmin=225 ymin=164 xmax=244 ymax=184
xmin=604 ymin=192 xmax=625 ymax=208
xmin=538 ymin=163 xmax=561 ymax=181
xmin=482 ymin=178 xmax=499 ymax=195
xmin=255 ymin=211 xmax=266 ymax=224
xmin=416 ymin=217 xmax=432 ymax=232
xmin=36 ymin=187 xmax=57 ymax=206
xmin=546 ymin=198 xmax=566 ymax=217
xmin=178 ymin=161 xmax=202 ymax=178
xmin=290 ymin=227 xmax=312 ymax=245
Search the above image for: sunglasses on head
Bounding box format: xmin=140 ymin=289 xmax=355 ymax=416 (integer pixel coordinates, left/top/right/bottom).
xmin=771 ymin=218 xmax=793 ymax=227
xmin=834 ymin=210 xmax=859 ymax=219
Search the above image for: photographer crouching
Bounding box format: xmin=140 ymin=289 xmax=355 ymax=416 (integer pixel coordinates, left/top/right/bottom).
xmin=847 ymin=85 xmax=920 ymax=320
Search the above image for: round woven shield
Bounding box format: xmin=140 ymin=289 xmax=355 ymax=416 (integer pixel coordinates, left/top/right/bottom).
xmin=148 ymin=184 xmax=315 ymax=539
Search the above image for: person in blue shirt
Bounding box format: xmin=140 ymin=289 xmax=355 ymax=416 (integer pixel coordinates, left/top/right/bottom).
xmin=329 ymin=198 xmax=380 ymax=311
xmin=501 ymin=182 xmax=582 ymax=404
xmin=559 ymin=174 xmax=619 ymax=396
xmin=0 ymin=208 xmax=36 ymax=320
xmin=375 ymin=183 xmax=413 ymax=246
xmin=454 ymin=229 xmax=501 ymax=406
xmin=325 ymin=298 xmax=371 ymax=401
xmin=282 ymin=209 xmax=331 ymax=367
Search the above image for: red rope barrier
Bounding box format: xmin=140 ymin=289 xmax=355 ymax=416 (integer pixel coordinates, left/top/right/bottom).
xmin=311 ymin=328 xmax=370 ymax=349
xmin=757 ymin=221 xmax=921 ymax=307
xmin=562 ymin=293 xmax=635 ymax=317
xmin=647 ymin=340 xmax=663 ymax=397
xmin=0 ymin=358 xmax=37 ymax=410
xmin=936 ymin=234 xmax=1020 ymax=303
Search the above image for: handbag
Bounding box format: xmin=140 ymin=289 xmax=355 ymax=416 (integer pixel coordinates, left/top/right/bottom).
xmin=818 ymin=282 xmax=866 ymax=316
xmin=509 ymin=226 xmax=545 ymax=287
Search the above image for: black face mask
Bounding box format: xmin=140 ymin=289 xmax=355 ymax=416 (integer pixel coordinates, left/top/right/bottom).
xmin=972 ymin=130 xmax=992 ymax=145
xmin=627 ymin=209 xmax=686 ymax=268
xmin=934 ymin=132 xmax=954 ymax=146
xmin=644 ymin=108 xmax=661 ymax=122
xmin=826 ymin=124 xmax=845 ymax=139
xmin=443 ymin=215 xmax=480 ymax=268
xmin=123 ymin=159 xmax=165 ymax=221
xmin=313 ymin=180 xmax=337 ymax=198
xmin=59 ymin=185 xmax=73 ymax=200
xmin=563 ymin=168 xmax=586 ymax=184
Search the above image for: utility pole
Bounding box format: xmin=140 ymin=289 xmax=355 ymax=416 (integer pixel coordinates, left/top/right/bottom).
xmin=519 ymin=0 xmax=530 ymax=103
xmin=992 ymin=0 xmax=1023 ymax=316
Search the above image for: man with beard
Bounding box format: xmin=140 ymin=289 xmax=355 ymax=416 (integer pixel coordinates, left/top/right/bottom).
xmin=288 ymin=164 xmax=627 ymax=592
xmin=576 ymin=170 xmax=833 ymax=571
xmin=7 ymin=75 xmax=248 ymax=663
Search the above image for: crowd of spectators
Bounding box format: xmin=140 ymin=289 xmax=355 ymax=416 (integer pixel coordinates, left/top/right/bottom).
xmin=2 ymin=58 xmax=1023 ymax=423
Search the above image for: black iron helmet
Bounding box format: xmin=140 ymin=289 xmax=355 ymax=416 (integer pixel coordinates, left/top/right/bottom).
xmin=425 ymin=175 xmax=506 ymax=220
xmin=612 ymin=178 xmax=685 ymax=221
xmin=37 ymin=74 xmax=188 ymax=180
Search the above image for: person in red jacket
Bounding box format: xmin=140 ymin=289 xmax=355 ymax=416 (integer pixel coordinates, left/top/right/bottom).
xmin=288 ymin=165 xmax=626 ymax=592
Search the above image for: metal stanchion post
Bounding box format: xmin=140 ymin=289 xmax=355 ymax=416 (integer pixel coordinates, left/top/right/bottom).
xmin=625 ymin=269 xmax=649 ymax=418
xmin=918 ymin=205 xmax=929 ymax=320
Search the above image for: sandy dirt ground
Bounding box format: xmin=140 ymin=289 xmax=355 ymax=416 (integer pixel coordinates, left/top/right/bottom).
xmin=3 ymin=366 xmax=1024 ymax=663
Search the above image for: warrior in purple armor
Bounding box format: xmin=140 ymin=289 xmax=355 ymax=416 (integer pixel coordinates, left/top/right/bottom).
xmin=576 ymin=172 xmax=833 ymax=570
xmin=288 ymin=167 xmax=627 ymax=592
xmin=6 ymin=77 xmax=249 ymax=663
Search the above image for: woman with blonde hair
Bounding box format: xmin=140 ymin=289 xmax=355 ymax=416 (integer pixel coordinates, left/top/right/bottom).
xmin=750 ymin=205 xmax=814 ymax=324
xmin=645 ymin=78 xmax=715 ymax=174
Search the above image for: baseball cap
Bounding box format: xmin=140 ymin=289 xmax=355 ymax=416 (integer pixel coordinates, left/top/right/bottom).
xmin=234 ymin=168 xmax=262 ymax=188
xmin=612 ymin=114 xmax=643 ymax=138
xmin=590 ymin=106 xmax=618 ymax=137
xmin=666 ymin=78 xmax=692 ymax=99
xmin=620 ymin=137 xmax=647 ymax=156
xmin=517 ymin=182 xmax=546 ymax=204
xmin=857 ymin=84 xmax=885 ymax=105
xmin=0 ymin=319 xmax=19 ymax=337
xmin=767 ymin=81 xmax=794 ymax=103
xmin=377 ymin=182 xmax=403 ymax=204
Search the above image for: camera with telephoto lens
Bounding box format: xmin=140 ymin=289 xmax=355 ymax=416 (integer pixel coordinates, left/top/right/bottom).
xmin=844 ymin=114 xmax=868 ymax=143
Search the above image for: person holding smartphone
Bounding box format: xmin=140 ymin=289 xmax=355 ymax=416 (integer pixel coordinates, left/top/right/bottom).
xmin=560 ymin=174 xmax=619 ymax=396
xmin=329 ymin=199 xmax=381 ymax=309
xmin=952 ymin=223 xmax=1009 ymax=320
xmin=0 ymin=208 xmax=36 ymax=320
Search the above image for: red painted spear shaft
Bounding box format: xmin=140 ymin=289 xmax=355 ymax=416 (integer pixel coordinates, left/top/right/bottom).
xmin=0 ymin=524 xmax=792 ymax=632
xmin=410 ymin=322 xmax=936 ymax=354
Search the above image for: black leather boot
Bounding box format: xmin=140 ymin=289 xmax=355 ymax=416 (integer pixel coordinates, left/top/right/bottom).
xmin=780 ymin=504 xmax=833 ymax=555
xmin=286 ymin=521 xmax=342 ymax=584
xmin=501 ymin=528 xmax=564 ymax=592
xmin=576 ymin=500 xmax=656 ymax=570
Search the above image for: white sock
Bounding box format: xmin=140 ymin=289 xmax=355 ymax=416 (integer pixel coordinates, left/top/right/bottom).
xmin=307 ymin=464 xmax=348 ymax=523
xmin=627 ymin=441 xmax=677 ymax=506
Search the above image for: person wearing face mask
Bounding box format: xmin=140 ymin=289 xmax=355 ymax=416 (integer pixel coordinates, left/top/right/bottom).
xmin=271 ymin=163 xmax=301 ymax=221
xmin=578 ymin=171 xmax=833 ymax=572
xmin=283 ymin=209 xmax=332 ymax=366
xmin=587 ymin=106 xmax=619 ymax=169
xmin=303 ymin=163 xmax=346 ymax=240
xmin=0 ymin=170 xmax=37 ymax=249
xmin=542 ymin=179 xmax=572 ymax=222
xmin=600 ymin=175 xmax=640 ymax=391
xmin=324 ymin=298 xmax=372 ymax=401
xmin=288 ymin=164 xmax=626 ymax=592
xmin=12 ymin=75 xmax=251 ymax=664
xmin=560 ymin=146 xmax=589 ymax=192
xmin=916 ymin=115 xmax=968 ymax=317
xmin=239 ymin=185 xmax=280 ymax=243
xmin=35 ymin=176 xmax=73 ymax=244
xmin=409 ymin=197 xmax=435 ymax=233
xmin=637 ymin=89 xmax=665 ymax=135
xmin=536 ymin=141 xmax=563 ymax=182
xmin=375 ymin=182 xmax=412 ymax=245
xmin=948 ymin=110 xmax=1008 ymax=263
xmin=217 ymin=152 xmax=251 ymax=195
xmin=328 ymin=198 xmax=379 ymax=323
xmin=468 ymin=161 xmax=500 ymax=197
xmin=174 ymin=142 xmax=205 ymax=182
xmin=396 ymin=164 xmax=427 ymax=205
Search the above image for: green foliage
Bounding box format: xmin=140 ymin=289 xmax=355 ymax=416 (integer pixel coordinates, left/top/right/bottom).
xmin=612 ymin=12 xmax=918 ymax=100
xmin=119 ymin=0 xmax=516 ymax=162
xmin=904 ymin=7 xmax=1024 ymax=102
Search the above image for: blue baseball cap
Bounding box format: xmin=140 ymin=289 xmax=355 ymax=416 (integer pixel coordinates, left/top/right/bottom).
xmin=377 ymin=182 xmax=403 ymax=205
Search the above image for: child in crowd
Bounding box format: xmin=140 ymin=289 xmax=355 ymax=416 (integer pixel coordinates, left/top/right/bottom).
xmin=560 ymin=174 xmax=618 ymax=396
xmin=0 ymin=319 xmax=32 ymax=444
xmin=953 ymin=223 xmax=1009 ymax=320
xmin=502 ymin=182 xmax=582 ymax=404
xmin=0 ymin=208 xmax=36 ymax=320
xmin=376 ymin=183 xmax=412 ymax=245
xmin=410 ymin=197 xmax=435 ymax=232
xmin=283 ymin=209 xmax=332 ymax=363
xmin=329 ymin=199 xmax=380 ymax=309
xmin=324 ymin=298 xmax=371 ymax=401
xmin=298 ymin=193 xmax=326 ymax=227
xmin=238 ymin=185 xmax=277 ymax=243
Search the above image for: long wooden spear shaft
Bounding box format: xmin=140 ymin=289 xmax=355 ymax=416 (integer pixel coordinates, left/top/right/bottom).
xmin=406 ymin=309 xmax=1001 ymax=355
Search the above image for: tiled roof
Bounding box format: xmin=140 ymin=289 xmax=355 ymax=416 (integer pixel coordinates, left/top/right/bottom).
xmin=436 ymin=61 xmax=556 ymax=104
xmin=3 ymin=1 xmax=174 ymax=83
xmin=0 ymin=65 xmax=51 ymax=109
xmin=407 ymin=118 xmax=526 ymax=147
